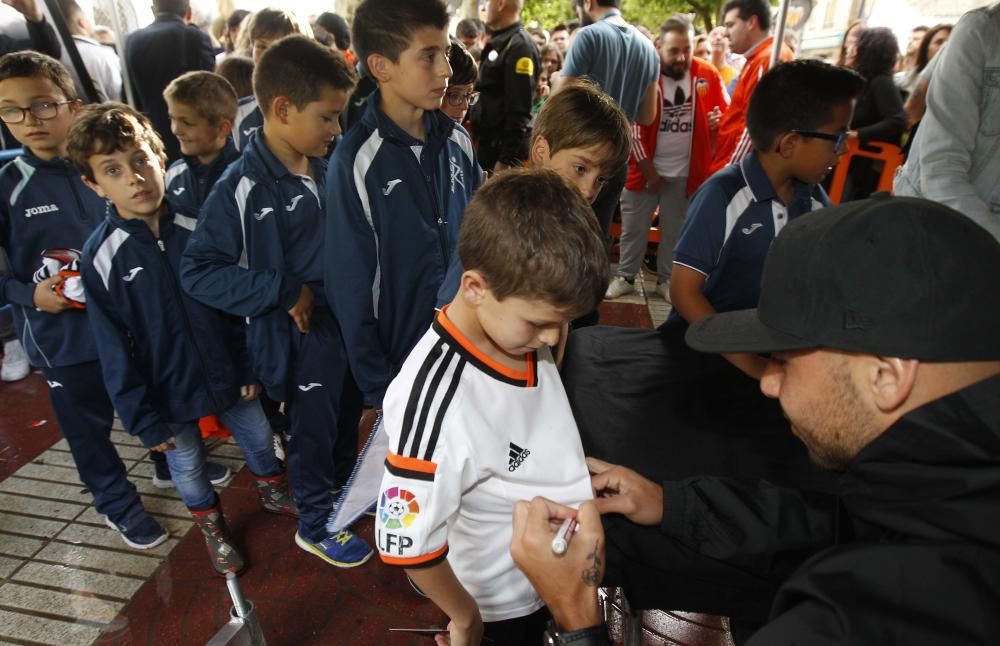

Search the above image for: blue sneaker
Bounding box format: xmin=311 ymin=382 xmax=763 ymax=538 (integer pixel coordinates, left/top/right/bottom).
xmin=295 ymin=530 xmax=373 ymax=568
xmin=105 ymin=514 xmax=169 ymax=550
xmin=152 ymin=460 xmax=232 ymax=489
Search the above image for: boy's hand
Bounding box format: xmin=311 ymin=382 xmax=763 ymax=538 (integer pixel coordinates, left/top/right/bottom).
xmin=510 ymin=497 xmax=605 ymax=631
xmin=149 ymin=437 xmax=176 ymax=452
xmin=33 ymin=276 xmax=73 ymax=313
xmin=707 ymin=106 xmax=722 ymax=131
xmin=287 ymin=285 xmax=314 ymax=333
xmin=588 ymin=457 xmax=664 ymax=526
xmin=241 ymin=384 xmax=261 ymax=400
xmin=2 ymin=0 xmax=44 ymax=23
xmin=435 ymin=614 xmax=484 ymax=646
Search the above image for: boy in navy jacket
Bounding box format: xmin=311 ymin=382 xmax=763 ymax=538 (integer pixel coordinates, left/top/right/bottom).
xmin=325 ymin=0 xmax=481 ymax=409
xmin=0 ymin=51 xmax=166 ymax=550
xmin=181 ymin=36 xmax=373 ymax=568
xmin=163 ymin=71 xmax=241 ymax=221
xmin=71 ymin=103 xmax=296 ymax=576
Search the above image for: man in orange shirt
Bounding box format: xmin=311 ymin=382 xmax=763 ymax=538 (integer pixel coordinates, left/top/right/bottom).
xmin=709 ymin=0 xmax=794 ymax=174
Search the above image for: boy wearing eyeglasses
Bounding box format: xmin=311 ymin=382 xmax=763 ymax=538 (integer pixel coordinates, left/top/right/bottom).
xmin=0 ymin=51 xmax=168 ymax=550
xmin=666 ymin=60 xmax=864 ymax=379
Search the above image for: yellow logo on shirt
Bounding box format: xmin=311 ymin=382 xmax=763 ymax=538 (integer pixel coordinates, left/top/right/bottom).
xmin=515 ymin=57 xmax=534 ymax=76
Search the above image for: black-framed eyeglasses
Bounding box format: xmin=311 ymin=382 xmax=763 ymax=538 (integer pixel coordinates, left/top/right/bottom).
xmin=445 ymin=91 xmax=480 ymax=108
xmin=791 ymin=129 xmax=849 ymax=151
xmin=0 ymin=100 xmax=74 ymax=124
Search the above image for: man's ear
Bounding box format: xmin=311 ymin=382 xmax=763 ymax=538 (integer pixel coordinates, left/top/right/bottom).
xmin=868 ymin=356 xmax=919 ymax=413
xmin=459 ymin=269 xmax=490 ymax=307
xmin=530 ymin=136 xmax=551 ymax=167
xmin=81 ymin=174 xmax=105 ymax=198
xmin=367 ymin=54 xmax=391 ymax=83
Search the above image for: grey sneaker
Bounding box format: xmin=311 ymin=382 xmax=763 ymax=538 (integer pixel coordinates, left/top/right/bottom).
xmin=605 ymin=276 xmax=635 ymax=299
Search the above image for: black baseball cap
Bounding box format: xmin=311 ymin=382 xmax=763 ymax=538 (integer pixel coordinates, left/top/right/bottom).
xmin=686 ymin=195 xmax=1000 ymax=361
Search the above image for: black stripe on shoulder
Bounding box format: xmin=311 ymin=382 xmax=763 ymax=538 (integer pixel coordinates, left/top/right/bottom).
xmin=397 ymin=341 xmax=445 ymax=455
xmin=432 ymin=317 xmax=528 ymax=387
xmin=408 ymin=348 xmax=456 ymax=459
xmin=384 ymin=458 xmax=435 ymax=482
xmin=423 ymin=358 xmax=465 ymax=461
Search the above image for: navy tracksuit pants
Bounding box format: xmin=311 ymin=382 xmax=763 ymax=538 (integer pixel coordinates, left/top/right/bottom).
xmin=41 ymin=360 xmax=147 ymax=525
xmin=286 ymin=307 xmax=362 ymax=542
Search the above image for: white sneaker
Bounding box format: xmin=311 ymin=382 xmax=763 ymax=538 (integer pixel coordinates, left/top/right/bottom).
xmin=654 ymin=281 xmax=671 ymax=303
xmin=605 ymin=276 xmax=635 ymax=299
xmin=1 ymin=339 xmax=30 ymax=382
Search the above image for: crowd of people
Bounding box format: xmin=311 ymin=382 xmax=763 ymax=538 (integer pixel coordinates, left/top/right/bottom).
xmin=0 ymin=0 xmax=998 ymax=643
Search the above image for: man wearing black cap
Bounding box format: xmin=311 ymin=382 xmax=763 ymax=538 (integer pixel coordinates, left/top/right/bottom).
xmin=511 ymin=196 xmax=1000 ymax=645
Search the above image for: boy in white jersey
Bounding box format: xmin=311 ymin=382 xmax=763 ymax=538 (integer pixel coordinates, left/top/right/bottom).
xmin=375 ymin=169 xmax=609 ymax=645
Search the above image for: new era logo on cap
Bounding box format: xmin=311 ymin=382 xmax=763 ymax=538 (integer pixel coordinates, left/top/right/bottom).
xmin=508 ymin=442 xmax=530 ymax=472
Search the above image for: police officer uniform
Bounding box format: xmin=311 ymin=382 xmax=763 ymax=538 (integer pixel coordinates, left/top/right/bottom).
xmin=471 ymin=21 xmax=539 ymax=171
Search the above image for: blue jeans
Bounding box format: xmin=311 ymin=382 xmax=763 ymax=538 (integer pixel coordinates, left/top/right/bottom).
xmin=218 ymin=398 xmax=281 ymax=478
xmin=162 ymin=424 xmax=215 ymax=510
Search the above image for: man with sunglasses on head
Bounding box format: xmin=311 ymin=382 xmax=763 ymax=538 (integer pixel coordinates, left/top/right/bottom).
xmin=470 ymin=0 xmax=539 ymax=173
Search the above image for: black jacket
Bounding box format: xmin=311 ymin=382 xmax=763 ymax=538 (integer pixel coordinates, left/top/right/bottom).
xmin=124 ymin=14 xmax=215 ymax=161
xmin=661 ymin=376 xmax=1000 ymax=644
xmin=470 ymin=21 xmax=538 ymax=169
xmin=852 ymin=73 xmax=906 ymax=145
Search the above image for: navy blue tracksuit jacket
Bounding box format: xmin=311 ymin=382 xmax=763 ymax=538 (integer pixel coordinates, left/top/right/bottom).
xmin=81 ymin=207 xmax=248 ymax=448
xmin=164 ymin=137 xmax=240 ymax=219
xmin=324 ymin=93 xmax=481 ymax=407
xmin=180 ymin=131 xmax=330 ymax=402
xmin=0 ymin=152 xmax=105 ymax=367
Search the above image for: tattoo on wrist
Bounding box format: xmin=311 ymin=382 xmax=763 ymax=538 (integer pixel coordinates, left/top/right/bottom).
xmin=582 ymin=539 xmax=602 ymax=587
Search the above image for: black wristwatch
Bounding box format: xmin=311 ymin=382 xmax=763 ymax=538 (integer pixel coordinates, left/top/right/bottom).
xmin=542 ymin=621 xmax=611 ymax=645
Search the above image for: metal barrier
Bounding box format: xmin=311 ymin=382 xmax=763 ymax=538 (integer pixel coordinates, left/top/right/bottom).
xmin=206 ymin=573 xmax=267 ymax=646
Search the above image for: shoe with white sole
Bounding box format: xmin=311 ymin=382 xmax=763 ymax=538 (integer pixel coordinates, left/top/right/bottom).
xmin=295 ymin=530 xmax=373 ymax=568
xmin=1 ymin=339 xmax=30 ymax=382
xmin=604 ymin=276 xmax=635 ymax=299
xmin=655 ymin=281 xmax=670 ymax=303
xmin=105 ymin=514 xmax=169 ymax=550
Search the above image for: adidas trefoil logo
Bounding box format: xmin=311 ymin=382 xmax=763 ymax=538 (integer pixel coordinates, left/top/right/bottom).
xmin=508 ymin=442 xmax=530 ymax=472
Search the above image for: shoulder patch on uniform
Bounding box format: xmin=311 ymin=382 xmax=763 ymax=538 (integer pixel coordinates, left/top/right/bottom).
xmin=515 ymin=57 xmax=534 ymax=76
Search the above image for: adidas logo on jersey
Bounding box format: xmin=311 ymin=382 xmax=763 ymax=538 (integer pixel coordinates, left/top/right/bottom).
xmin=508 ymin=442 xmax=530 ymax=472
xmin=24 ymin=204 xmax=59 ymax=218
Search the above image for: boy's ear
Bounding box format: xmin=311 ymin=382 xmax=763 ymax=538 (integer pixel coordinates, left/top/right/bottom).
xmin=80 ymin=174 xmax=106 ymax=199
xmin=775 ymin=132 xmax=797 ymax=158
xmin=271 ymin=96 xmax=292 ymax=123
xmin=530 ymin=136 xmax=551 ymax=167
xmin=459 ymin=269 xmax=490 ymax=307
xmin=367 ymin=54 xmax=391 ymax=83
xmin=217 ymin=118 xmax=233 ymax=139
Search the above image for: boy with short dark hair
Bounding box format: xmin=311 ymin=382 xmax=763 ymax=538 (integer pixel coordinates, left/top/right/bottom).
xmin=181 ymin=35 xmax=373 ymax=568
xmin=376 ymin=169 xmax=607 ymax=645
xmin=71 ymin=103 xmax=297 ymax=575
xmin=325 ymin=0 xmax=481 ymax=412
xmin=0 ymin=51 xmax=167 ymax=550
xmin=232 ymin=8 xmax=307 ymax=150
xmin=668 ymin=60 xmax=865 ymax=378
